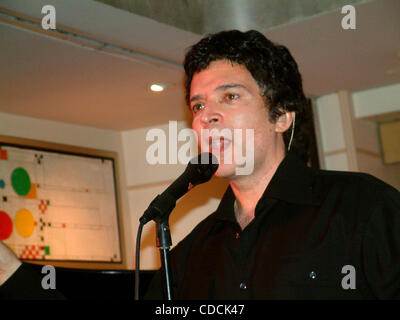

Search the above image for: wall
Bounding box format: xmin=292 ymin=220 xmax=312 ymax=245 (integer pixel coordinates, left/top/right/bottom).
xmin=353 ymin=84 xmax=400 ymax=189
xmin=314 ymin=84 xmax=400 ymax=190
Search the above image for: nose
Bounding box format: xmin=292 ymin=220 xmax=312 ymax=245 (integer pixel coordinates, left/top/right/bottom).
xmin=199 ymin=104 xmax=222 ymax=128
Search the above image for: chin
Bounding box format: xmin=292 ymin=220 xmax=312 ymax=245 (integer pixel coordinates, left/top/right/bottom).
xmin=214 ymin=163 xmax=238 ymax=179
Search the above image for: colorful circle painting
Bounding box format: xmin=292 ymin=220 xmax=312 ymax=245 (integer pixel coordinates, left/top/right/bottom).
xmin=0 ymin=211 xmax=13 ymax=240
xmin=15 ymin=208 xmax=35 ymax=238
xmin=11 ymin=167 xmax=31 ymax=196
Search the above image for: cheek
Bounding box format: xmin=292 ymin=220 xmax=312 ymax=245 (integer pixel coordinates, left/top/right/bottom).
xmin=231 ymin=115 xmax=266 ymax=135
xmin=238 ymin=118 xmax=275 ymax=153
xmin=191 ymin=119 xmax=202 ymax=145
xmin=191 ymin=116 xmax=199 ymax=131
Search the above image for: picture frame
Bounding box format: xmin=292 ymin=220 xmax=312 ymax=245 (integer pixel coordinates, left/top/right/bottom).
xmin=0 ymin=135 xmax=126 ymax=270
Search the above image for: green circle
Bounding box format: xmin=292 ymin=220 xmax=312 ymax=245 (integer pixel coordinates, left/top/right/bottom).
xmin=11 ymin=167 xmax=31 ymax=196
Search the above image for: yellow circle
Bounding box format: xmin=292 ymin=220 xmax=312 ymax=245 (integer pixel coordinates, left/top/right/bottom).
xmin=15 ymin=209 xmax=35 ymax=238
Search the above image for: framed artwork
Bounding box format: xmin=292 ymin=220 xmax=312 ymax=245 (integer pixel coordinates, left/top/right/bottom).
xmin=379 ymin=120 xmax=400 ymax=164
xmin=0 ymin=135 xmax=125 ymax=269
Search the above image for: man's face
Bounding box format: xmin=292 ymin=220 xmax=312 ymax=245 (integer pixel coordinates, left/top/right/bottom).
xmin=190 ymin=59 xmax=284 ymax=179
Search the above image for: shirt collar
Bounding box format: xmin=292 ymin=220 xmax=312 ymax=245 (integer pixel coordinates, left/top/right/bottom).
xmin=262 ymin=151 xmax=318 ymax=205
xmin=213 ymin=151 xmax=320 ymax=222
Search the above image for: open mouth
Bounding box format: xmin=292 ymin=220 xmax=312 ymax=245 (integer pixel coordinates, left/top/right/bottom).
xmin=208 ymin=136 xmax=232 ymax=153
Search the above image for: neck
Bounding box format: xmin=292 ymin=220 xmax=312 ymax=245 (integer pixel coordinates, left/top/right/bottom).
xmin=231 ymin=149 xmax=285 ymax=229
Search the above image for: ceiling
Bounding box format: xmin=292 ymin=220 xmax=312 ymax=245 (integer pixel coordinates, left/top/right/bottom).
xmin=0 ymin=0 xmax=399 ymax=131
xmin=96 ymin=0 xmax=368 ymax=35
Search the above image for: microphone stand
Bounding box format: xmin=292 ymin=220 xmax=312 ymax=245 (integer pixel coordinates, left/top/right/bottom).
xmin=156 ymin=219 xmax=173 ymax=300
xmin=141 ymin=193 xmax=176 ymax=300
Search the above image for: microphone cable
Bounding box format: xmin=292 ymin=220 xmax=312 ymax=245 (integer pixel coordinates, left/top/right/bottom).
xmin=134 ymin=222 xmax=144 ymax=300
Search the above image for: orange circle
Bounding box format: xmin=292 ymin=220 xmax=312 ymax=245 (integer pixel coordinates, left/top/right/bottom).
xmin=15 ymin=209 xmax=35 ymax=238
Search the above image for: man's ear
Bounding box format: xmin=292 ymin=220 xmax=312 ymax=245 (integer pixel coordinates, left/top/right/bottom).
xmin=275 ymin=111 xmax=295 ymax=133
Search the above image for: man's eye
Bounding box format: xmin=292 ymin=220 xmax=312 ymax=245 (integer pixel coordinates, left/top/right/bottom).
xmin=192 ymin=103 xmax=204 ymax=113
xmin=226 ymin=93 xmax=239 ymax=101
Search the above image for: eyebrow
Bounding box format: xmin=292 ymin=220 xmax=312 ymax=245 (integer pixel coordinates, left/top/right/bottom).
xmin=190 ymin=83 xmax=250 ymax=103
xmin=216 ymin=83 xmax=249 ymax=92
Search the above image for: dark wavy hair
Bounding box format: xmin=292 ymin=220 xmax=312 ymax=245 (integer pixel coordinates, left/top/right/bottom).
xmin=183 ymin=30 xmax=312 ymax=163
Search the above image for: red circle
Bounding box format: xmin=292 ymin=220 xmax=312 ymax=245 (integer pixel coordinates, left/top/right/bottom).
xmin=0 ymin=211 xmax=13 ymax=240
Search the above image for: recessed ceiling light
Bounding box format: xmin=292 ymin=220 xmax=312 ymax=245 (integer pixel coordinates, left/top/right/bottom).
xmin=150 ymin=84 xmax=166 ymax=92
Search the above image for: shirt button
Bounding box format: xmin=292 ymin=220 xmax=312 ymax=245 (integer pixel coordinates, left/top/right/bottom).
xmin=239 ymin=282 xmax=247 ymax=290
xmin=235 ymin=232 xmax=240 ymax=239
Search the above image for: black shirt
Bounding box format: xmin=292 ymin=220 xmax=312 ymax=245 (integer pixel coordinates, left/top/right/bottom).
xmin=145 ymin=151 xmax=400 ymax=299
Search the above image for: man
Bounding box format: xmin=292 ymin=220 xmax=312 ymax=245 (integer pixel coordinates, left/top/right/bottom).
xmin=144 ymin=30 xmax=400 ymax=299
xmin=1 ymin=30 xmax=399 ymax=300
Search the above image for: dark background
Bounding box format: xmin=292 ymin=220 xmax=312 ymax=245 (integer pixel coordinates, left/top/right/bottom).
xmin=29 ymin=263 xmax=156 ymax=300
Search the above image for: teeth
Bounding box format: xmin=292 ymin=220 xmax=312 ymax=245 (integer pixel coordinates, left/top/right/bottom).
xmin=209 ymin=137 xmax=230 ymax=149
xmin=211 ymin=140 xmax=221 ymax=148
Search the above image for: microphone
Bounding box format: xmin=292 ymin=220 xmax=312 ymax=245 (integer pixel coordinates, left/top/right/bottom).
xmin=139 ymin=152 xmax=219 ymax=225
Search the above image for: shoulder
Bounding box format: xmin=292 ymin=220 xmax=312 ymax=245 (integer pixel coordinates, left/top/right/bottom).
xmin=309 ymin=168 xmax=399 ymax=229
xmin=312 ymin=167 xmax=398 ymax=197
